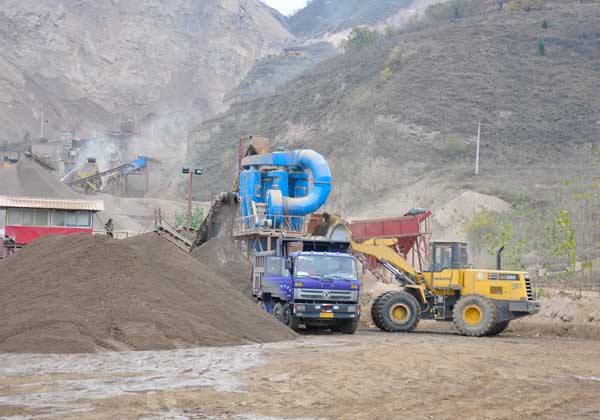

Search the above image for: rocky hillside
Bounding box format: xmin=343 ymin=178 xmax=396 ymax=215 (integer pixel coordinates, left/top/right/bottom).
xmin=0 ymin=0 xmax=292 ymax=144
xmin=288 ymin=0 xmax=412 ymax=38
xmin=188 ymin=1 xmax=600 ymax=223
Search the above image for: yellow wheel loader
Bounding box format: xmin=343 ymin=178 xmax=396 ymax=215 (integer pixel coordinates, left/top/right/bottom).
xmin=352 ymin=237 xmax=540 ymax=336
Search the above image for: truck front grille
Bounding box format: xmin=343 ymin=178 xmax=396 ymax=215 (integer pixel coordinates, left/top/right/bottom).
xmin=524 ymin=276 xmax=533 ymax=301
xmin=294 ymin=288 xmax=358 ymax=302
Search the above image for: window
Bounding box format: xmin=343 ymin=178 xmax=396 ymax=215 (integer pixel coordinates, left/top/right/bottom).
xmin=21 ymin=209 xmax=34 ymax=226
xmin=77 ymin=211 xmax=91 ymax=228
xmin=51 ymin=210 xmax=66 ymax=227
xmin=266 ymin=257 xmax=284 ymax=276
xmin=50 ymin=210 xmax=91 ymax=228
xmin=34 ymin=210 xmax=49 ymax=226
xmin=7 ymin=208 xmax=21 ymax=225
xmin=295 ymin=255 xmax=357 ymax=280
xmin=65 ymin=211 xmax=78 ymax=227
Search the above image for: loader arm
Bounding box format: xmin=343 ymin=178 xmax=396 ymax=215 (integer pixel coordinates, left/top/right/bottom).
xmin=350 ymin=237 xmax=421 ymax=284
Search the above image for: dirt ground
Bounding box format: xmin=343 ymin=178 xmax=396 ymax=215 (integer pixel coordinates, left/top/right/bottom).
xmin=2 ymin=325 xmax=599 ymax=420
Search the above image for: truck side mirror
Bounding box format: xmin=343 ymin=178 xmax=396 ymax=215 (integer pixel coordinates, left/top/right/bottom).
xmin=285 ymin=259 xmax=293 ymax=271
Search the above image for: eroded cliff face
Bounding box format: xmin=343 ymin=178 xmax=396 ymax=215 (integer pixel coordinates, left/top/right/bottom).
xmin=0 ymin=0 xmax=292 ymax=142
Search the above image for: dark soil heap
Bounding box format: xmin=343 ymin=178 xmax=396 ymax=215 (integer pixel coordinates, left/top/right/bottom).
xmin=0 ymin=233 xmax=296 ymax=353
xmin=191 ymin=236 xmax=253 ymax=298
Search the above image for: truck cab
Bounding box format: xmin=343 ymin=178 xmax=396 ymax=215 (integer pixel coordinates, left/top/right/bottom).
xmin=253 ymin=237 xmax=361 ymax=334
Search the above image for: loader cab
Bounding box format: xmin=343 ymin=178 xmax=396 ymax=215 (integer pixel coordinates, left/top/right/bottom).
xmin=430 ymin=242 xmax=468 ymax=272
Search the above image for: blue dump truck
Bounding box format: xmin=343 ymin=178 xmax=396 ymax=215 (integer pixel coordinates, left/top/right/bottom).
xmin=236 ymin=141 xmax=360 ymax=333
xmin=252 ymin=236 xmax=360 ymax=334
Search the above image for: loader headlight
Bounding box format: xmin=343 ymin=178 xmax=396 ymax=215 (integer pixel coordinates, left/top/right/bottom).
xmin=347 ymin=306 xmax=356 ymax=312
xmin=296 ymin=304 xmax=306 ymax=312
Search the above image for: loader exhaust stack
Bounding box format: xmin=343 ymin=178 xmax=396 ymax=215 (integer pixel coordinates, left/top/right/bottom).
xmin=497 ymin=245 xmax=505 ymax=270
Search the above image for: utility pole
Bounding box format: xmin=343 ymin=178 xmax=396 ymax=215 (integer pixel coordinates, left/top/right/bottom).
xmin=182 ymin=167 xmax=203 ymax=232
xmin=187 ymin=169 xmax=193 ymax=231
xmin=475 ymin=121 xmax=481 ymax=176
xmin=40 ymin=110 xmax=44 ymax=139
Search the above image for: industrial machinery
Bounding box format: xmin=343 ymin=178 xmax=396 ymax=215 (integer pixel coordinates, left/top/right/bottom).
xmin=235 ymin=139 xmax=361 ymax=333
xmin=351 ymin=233 xmax=539 ymax=336
xmin=65 ymin=156 xmax=149 ymax=194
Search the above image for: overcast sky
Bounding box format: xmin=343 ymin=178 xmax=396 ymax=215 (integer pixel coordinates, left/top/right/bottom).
xmin=261 ymin=0 xmax=308 ymax=16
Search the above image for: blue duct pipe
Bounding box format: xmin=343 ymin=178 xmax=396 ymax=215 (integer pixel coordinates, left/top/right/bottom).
xmin=284 ymin=150 xmax=331 ymax=215
xmin=240 ymin=149 xmax=331 ymax=219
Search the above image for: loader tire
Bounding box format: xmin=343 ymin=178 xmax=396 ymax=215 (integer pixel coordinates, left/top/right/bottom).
xmin=370 ymin=291 xmax=396 ymax=330
xmin=487 ymin=320 xmax=510 ymax=336
xmin=372 ymin=291 xmax=420 ymax=333
xmin=453 ymin=295 xmax=497 ymax=337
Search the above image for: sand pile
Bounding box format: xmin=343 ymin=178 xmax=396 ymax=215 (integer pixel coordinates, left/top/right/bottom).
xmin=0 ymin=233 xmax=296 ymax=353
xmin=191 ymin=237 xmax=253 ymax=297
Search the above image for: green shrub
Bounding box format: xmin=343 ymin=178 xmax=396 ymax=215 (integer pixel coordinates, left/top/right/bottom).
xmin=425 ymin=0 xmax=466 ymax=22
xmin=175 ymin=206 xmax=204 ymax=229
xmin=445 ymin=134 xmax=469 ymax=157
xmin=346 ymin=27 xmax=380 ymax=51
xmin=542 ymin=19 xmax=549 ymax=29
xmin=538 ymin=39 xmax=546 ymax=56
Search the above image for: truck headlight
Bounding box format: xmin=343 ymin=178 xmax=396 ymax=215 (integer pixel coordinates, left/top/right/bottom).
xmin=347 ymin=306 xmax=356 ymax=312
xmin=296 ymin=304 xmax=306 ymax=312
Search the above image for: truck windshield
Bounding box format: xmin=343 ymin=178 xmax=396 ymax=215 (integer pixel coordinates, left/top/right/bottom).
xmin=296 ymin=255 xmax=356 ymax=280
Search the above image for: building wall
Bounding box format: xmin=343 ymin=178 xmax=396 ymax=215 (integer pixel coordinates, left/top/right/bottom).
xmin=4 ymin=207 xmax=95 ymax=244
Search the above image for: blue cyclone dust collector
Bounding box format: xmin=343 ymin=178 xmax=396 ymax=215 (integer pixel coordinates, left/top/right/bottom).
xmin=239 ymin=149 xmax=331 ymax=228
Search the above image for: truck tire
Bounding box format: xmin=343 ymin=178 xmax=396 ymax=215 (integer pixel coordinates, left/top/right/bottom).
xmin=372 ymin=291 xmax=420 ymax=332
xmin=273 ymin=302 xmax=285 ymax=323
xmin=283 ymin=303 xmax=300 ymax=330
xmin=487 ymin=320 xmax=510 ymax=336
xmin=338 ymin=319 xmax=359 ymax=334
xmin=370 ymin=291 xmax=396 ymax=330
xmin=453 ymin=295 xmax=497 ymax=337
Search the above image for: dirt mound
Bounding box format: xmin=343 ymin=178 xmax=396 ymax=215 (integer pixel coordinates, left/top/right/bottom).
xmin=191 ymin=237 xmax=253 ymax=298
xmin=0 ymin=233 xmax=296 ymax=354
xmin=509 ymin=296 xmax=600 ymax=340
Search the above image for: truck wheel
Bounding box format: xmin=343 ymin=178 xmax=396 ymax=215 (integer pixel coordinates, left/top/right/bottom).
xmin=373 ymin=291 xmax=420 ymax=332
xmin=453 ymin=295 xmax=497 ymax=337
xmin=487 ymin=320 xmax=510 ymax=336
xmin=283 ymin=303 xmax=300 ymax=330
xmin=370 ymin=291 xmax=396 ymax=330
xmin=338 ymin=320 xmax=359 ymax=334
xmin=273 ymin=302 xmax=285 ymax=323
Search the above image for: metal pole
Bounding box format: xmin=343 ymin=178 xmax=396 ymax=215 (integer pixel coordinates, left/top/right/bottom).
xmin=40 ymin=110 xmax=44 ymax=139
xmin=187 ymin=170 xmax=193 ymax=231
xmin=475 ymin=121 xmax=481 ymax=176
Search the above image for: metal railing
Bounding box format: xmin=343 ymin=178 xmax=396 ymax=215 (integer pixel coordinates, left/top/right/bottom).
xmin=234 ymin=214 xmax=309 ymax=236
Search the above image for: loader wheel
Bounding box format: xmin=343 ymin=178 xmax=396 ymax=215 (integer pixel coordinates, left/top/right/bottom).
xmin=273 ymin=302 xmax=285 ymax=323
xmin=372 ymin=291 xmax=420 ymax=332
xmin=370 ymin=291 xmax=396 ymax=330
xmin=487 ymin=320 xmax=510 ymax=336
xmin=453 ymin=295 xmax=497 ymax=336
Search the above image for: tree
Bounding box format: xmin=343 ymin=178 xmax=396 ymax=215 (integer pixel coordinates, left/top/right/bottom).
xmin=346 ymin=27 xmax=380 ymax=51
xmin=538 ymin=39 xmax=545 ymax=56
xmin=542 ymin=19 xmax=549 ymax=29
xmin=175 ymin=206 xmax=204 ymax=230
xmin=425 ymin=0 xmax=466 ymax=22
